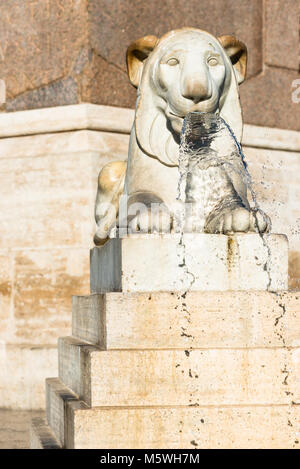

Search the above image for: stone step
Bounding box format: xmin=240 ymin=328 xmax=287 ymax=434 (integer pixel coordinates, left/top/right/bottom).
xmin=58 ymin=336 xmax=300 ymax=408
xmin=46 ymin=380 xmax=300 ymax=448
xmin=46 ymin=378 xmax=84 ymax=448
xmin=72 ymin=291 xmax=300 ymax=349
xmin=90 ymin=233 xmax=288 ymax=293
xmin=30 ymin=416 xmax=61 ymax=449
xmin=68 ymin=404 xmax=300 ymax=449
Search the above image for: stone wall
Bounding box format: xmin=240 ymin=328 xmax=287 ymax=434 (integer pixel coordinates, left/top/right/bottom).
xmin=0 ymin=0 xmax=299 ymax=130
xmin=0 ymin=105 xmax=130 ymax=408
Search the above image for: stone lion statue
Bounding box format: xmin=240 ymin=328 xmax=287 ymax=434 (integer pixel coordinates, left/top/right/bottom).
xmin=94 ymin=28 xmax=270 ymax=245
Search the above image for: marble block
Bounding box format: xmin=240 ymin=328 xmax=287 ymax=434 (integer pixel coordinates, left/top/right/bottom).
xmin=90 ymin=233 xmax=288 ymax=293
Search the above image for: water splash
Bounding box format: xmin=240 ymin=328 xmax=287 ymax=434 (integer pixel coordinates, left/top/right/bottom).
xmin=177 ymin=112 xmax=271 ymax=230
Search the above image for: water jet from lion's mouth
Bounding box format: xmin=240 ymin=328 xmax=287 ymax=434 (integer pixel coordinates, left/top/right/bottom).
xmin=177 ymin=111 xmax=270 ymax=232
xmin=175 ymin=110 xmax=273 ymax=290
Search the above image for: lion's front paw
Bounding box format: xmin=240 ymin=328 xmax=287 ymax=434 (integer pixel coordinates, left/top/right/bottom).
xmin=128 ymin=206 xmax=172 ymax=234
xmin=205 ymin=207 xmax=271 ymax=234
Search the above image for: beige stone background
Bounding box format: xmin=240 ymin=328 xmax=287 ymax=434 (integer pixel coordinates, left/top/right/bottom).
xmin=0 ymin=0 xmax=299 ymax=413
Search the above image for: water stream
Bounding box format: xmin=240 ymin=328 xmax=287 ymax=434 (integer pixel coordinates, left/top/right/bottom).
xmin=176 ymin=111 xmax=273 ymax=291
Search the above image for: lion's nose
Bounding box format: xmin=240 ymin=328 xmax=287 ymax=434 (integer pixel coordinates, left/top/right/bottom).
xmin=181 ymin=73 xmax=212 ymax=103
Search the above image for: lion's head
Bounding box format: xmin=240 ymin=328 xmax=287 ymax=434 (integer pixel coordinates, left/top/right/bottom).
xmin=126 ymin=28 xmax=247 ymax=166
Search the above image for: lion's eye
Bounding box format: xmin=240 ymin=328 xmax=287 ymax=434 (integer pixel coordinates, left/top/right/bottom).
xmin=207 ymin=57 xmax=219 ymax=67
xmin=167 ymin=58 xmax=179 ymax=66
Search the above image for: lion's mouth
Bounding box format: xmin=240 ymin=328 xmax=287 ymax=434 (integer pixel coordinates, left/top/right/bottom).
xmin=169 ymin=109 xmax=219 ymax=120
xmin=167 ymin=106 xmax=220 ymax=135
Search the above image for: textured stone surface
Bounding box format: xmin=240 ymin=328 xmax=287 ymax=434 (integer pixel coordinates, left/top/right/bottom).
xmin=83 ymin=52 xmax=137 ymax=109
xmin=72 ymin=291 xmax=300 ymax=349
xmin=265 ymin=0 xmax=299 ymax=70
xmin=240 ymin=66 xmax=300 ymax=131
xmin=0 ymin=0 xmax=89 ymax=110
xmin=0 ymin=345 xmax=57 ymax=409
xmin=6 ymin=77 xmax=78 ymax=112
xmin=0 ymin=253 xmax=13 ymax=341
xmin=13 ymin=249 xmax=89 ymax=344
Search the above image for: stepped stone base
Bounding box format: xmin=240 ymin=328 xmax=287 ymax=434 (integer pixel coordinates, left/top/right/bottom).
xmin=90 ymin=234 xmax=288 ymax=293
xmin=44 ymin=378 xmax=300 ymax=449
xmin=31 ymin=278 xmax=300 ymax=448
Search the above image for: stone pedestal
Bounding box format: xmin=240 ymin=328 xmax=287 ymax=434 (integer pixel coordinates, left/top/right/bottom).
xmin=30 ymin=231 xmax=300 ymax=448
xmin=90 ymin=233 xmax=288 ymax=293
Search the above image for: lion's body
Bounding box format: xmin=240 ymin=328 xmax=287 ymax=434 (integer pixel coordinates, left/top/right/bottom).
xmin=94 ymin=28 xmax=269 ymax=244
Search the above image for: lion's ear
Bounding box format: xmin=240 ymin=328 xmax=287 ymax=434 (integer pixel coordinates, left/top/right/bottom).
xmin=126 ymin=35 xmax=158 ymax=87
xmin=218 ymin=35 xmax=247 ymax=84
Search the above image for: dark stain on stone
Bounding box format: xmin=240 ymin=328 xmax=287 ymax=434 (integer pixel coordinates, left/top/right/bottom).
xmin=226 ymin=236 xmax=239 ymax=280
xmin=181 ymin=331 xmax=192 ymax=338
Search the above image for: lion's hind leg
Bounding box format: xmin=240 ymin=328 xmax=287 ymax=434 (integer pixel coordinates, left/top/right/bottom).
xmin=94 ymin=160 xmax=127 ymax=245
